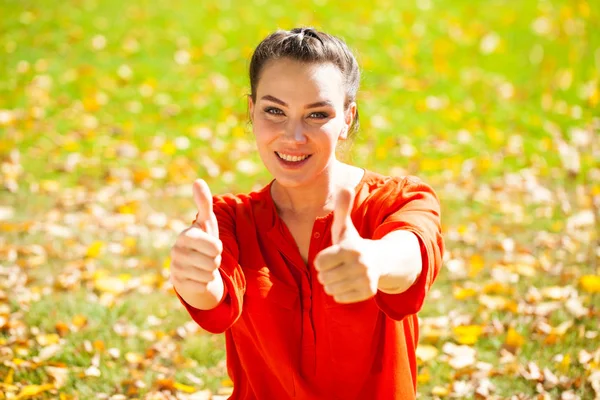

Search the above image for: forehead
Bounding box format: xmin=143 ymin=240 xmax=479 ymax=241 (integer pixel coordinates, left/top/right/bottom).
xmin=256 ymin=58 xmax=345 ymax=104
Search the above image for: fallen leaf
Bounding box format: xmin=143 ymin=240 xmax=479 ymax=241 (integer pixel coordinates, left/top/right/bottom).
xmin=15 ymin=384 xmax=55 ymax=399
xmin=174 ymin=382 xmax=197 ymax=393
xmin=46 ymin=366 xmax=69 ymax=388
xmin=453 ymin=325 xmax=484 ymax=345
xmin=580 ymin=275 xmax=600 ymax=293
xmin=504 ymin=328 xmax=525 ymax=352
xmin=416 ymin=344 xmax=439 ymax=363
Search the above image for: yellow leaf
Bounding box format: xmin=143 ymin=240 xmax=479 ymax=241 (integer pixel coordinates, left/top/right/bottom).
xmin=483 ymin=282 xmax=512 ymax=295
xmin=133 ymin=168 xmax=150 ymax=184
xmin=95 ymin=276 xmax=126 ymax=294
xmin=93 ymin=340 xmax=105 ymax=352
xmin=86 ymin=241 xmax=104 ymax=258
xmin=453 ymin=286 xmax=478 ymax=300
xmin=36 ymin=334 xmax=60 ymax=346
xmin=62 ymin=140 xmax=78 ymax=152
xmin=117 ymin=201 xmax=138 ymax=215
xmin=141 ymin=273 xmax=160 ymax=287
xmin=72 ymin=315 xmax=88 ymax=329
xmin=161 ymin=141 xmax=176 ymax=155
xmin=122 ymin=236 xmax=137 ymax=249
xmin=580 ymin=275 xmax=600 ymax=293
xmin=4 ymin=369 xmax=13 ymax=384
xmin=453 ymin=325 xmax=484 ymax=345
xmin=173 ymin=382 xmax=196 ymax=393
xmin=221 ymin=378 xmax=234 ymax=387
xmin=16 ymin=384 xmax=55 ymax=399
xmin=505 ymin=328 xmax=525 ymax=349
xmin=417 ymin=369 xmax=430 ymax=384
xmin=558 ymin=353 xmax=571 ymax=373
xmin=468 ymin=254 xmax=485 ymax=277
xmin=375 ymin=146 xmax=387 ymax=160
xmin=40 ymin=180 xmax=60 ymax=194
xmin=83 ymin=96 xmax=100 ymax=112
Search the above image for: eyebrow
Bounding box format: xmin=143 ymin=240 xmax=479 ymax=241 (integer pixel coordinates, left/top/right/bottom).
xmin=260 ymin=95 xmax=334 ymax=109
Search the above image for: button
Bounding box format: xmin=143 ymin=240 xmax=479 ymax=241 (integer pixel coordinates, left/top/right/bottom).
xmin=313 ymin=232 xmax=321 ymax=239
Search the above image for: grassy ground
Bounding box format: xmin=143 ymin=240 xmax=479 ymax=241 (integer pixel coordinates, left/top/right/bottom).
xmin=1 ymin=0 xmax=599 ymax=398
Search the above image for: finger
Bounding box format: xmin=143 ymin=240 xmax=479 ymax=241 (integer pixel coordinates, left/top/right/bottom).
xmin=323 ymin=277 xmax=361 ymax=296
xmin=334 ymin=289 xmax=371 ymax=304
xmin=192 ymin=179 xmax=219 ymax=238
xmin=318 ymin=263 xmax=363 ymax=286
xmin=314 ymin=245 xmax=344 ymax=272
xmin=331 ymin=187 xmax=355 ymax=244
xmin=172 ymin=247 xmax=221 ymax=274
xmin=170 ymin=261 xmax=215 ymax=284
xmin=171 ymin=274 xmax=208 ymax=293
xmin=179 ymin=227 xmax=223 ymax=257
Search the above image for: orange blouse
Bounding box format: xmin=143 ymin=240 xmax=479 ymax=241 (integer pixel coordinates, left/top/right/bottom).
xmin=176 ymin=170 xmax=444 ymax=399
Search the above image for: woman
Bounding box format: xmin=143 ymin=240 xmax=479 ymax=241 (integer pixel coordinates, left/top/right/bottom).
xmin=170 ymin=27 xmax=444 ymax=399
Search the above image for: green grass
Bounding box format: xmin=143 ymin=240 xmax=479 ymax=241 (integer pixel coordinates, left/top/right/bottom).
xmin=1 ymin=0 xmax=599 ymax=398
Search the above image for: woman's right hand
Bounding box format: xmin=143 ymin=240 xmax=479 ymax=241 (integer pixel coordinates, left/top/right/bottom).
xmin=170 ymin=179 xmax=225 ymax=309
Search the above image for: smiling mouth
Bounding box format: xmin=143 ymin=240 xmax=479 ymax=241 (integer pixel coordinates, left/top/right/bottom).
xmin=275 ymin=151 xmax=312 ymax=162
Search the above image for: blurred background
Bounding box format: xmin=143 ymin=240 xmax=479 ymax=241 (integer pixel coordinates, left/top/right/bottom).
xmin=1 ymin=0 xmax=599 ymax=398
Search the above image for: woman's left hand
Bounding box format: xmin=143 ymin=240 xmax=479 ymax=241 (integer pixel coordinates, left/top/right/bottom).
xmin=314 ymin=188 xmax=381 ymax=304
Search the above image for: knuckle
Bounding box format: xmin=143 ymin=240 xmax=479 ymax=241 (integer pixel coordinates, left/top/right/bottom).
xmin=215 ymin=239 xmax=223 ymax=254
xmin=170 ymin=259 xmax=181 ymax=271
xmin=207 ymin=256 xmax=219 ymax=271
xmin=208 ymin=240 xmax=222 ymax=257
xmin=170 ymin=273 xmax=181 ymax=286
xmin=354 ymin=263 xmax=369 ymax=279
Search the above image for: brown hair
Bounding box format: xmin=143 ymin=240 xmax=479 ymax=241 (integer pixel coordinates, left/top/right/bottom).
xmin=249 ymin=27 xmax=360 ymax=136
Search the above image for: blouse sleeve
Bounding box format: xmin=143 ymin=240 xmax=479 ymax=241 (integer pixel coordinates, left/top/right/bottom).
xmin=175 ymin=195 xmax=246 ymax=333
xmin=368 ymin=176 xmax=444 ymax=321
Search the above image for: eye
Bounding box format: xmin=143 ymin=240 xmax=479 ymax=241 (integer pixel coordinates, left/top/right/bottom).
xmin=264 ymin=107 xmax=284 ymax=116
xmin=309 ymin=112 xmax=329 ymax=119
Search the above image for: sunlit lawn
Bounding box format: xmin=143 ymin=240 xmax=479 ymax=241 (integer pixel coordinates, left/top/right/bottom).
xmin=1 ymin=0 xmax=599 ymax=398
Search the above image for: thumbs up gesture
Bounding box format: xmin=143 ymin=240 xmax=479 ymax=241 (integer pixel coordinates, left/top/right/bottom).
xmin=170 ymin=179 xmax=225 ymax=309
xmin=314 ymin=188 xmax=380 ymax=304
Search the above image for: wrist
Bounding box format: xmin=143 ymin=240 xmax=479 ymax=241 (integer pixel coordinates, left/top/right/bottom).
xmin=373 ymin=231 xmax=422 ymax=294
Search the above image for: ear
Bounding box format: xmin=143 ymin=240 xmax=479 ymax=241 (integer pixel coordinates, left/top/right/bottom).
xmin=247 ymin=95 xmax=255 ymax=123
xmin=340 ymin=102 xmax=356 ymax=140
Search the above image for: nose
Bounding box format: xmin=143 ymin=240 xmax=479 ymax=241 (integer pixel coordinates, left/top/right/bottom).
xmin=283 ymin=120 xmax=308 ymax=144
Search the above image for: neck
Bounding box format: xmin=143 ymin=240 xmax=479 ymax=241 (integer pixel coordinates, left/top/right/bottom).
xmin=271 ymin=160 xmax=350 ymax=217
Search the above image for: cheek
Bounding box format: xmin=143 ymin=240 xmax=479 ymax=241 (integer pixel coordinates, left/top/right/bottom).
xmin=253 ymin=119 xmax=274 ymax=139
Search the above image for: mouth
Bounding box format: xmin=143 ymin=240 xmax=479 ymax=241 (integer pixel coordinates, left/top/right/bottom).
xmin=274 ymin=151 xmax=312 ymax=168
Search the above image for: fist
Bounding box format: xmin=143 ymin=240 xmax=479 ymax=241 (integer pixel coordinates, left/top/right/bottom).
xmin=170 ymin=179 xmax=223 ymax=294
xmin=314 ymin=188 xmax=380 ymax=304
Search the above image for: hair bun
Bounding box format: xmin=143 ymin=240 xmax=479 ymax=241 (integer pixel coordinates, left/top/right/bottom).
xmin=291 ymin=27 xmax=323 ymax=44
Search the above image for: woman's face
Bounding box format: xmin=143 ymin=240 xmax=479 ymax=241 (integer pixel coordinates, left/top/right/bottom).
xmin=248 ymin=58 xmax=355 ymax=188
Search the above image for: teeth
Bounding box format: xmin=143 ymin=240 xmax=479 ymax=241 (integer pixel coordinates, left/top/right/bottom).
xmin=277 ymin=152 xmax=309 ymax=162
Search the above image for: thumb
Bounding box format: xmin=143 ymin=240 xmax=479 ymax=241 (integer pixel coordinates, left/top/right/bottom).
xmin=192 ymin=179 xmax=219 ymax=238
xmin=331 ymin=187 xmax=355 ymax=244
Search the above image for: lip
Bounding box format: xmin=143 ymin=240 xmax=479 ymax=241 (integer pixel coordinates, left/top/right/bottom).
xmin=275 ymin=150 xmax=311 ymax=157
xmin=274 ymin=151 xmax=312 ymax=169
